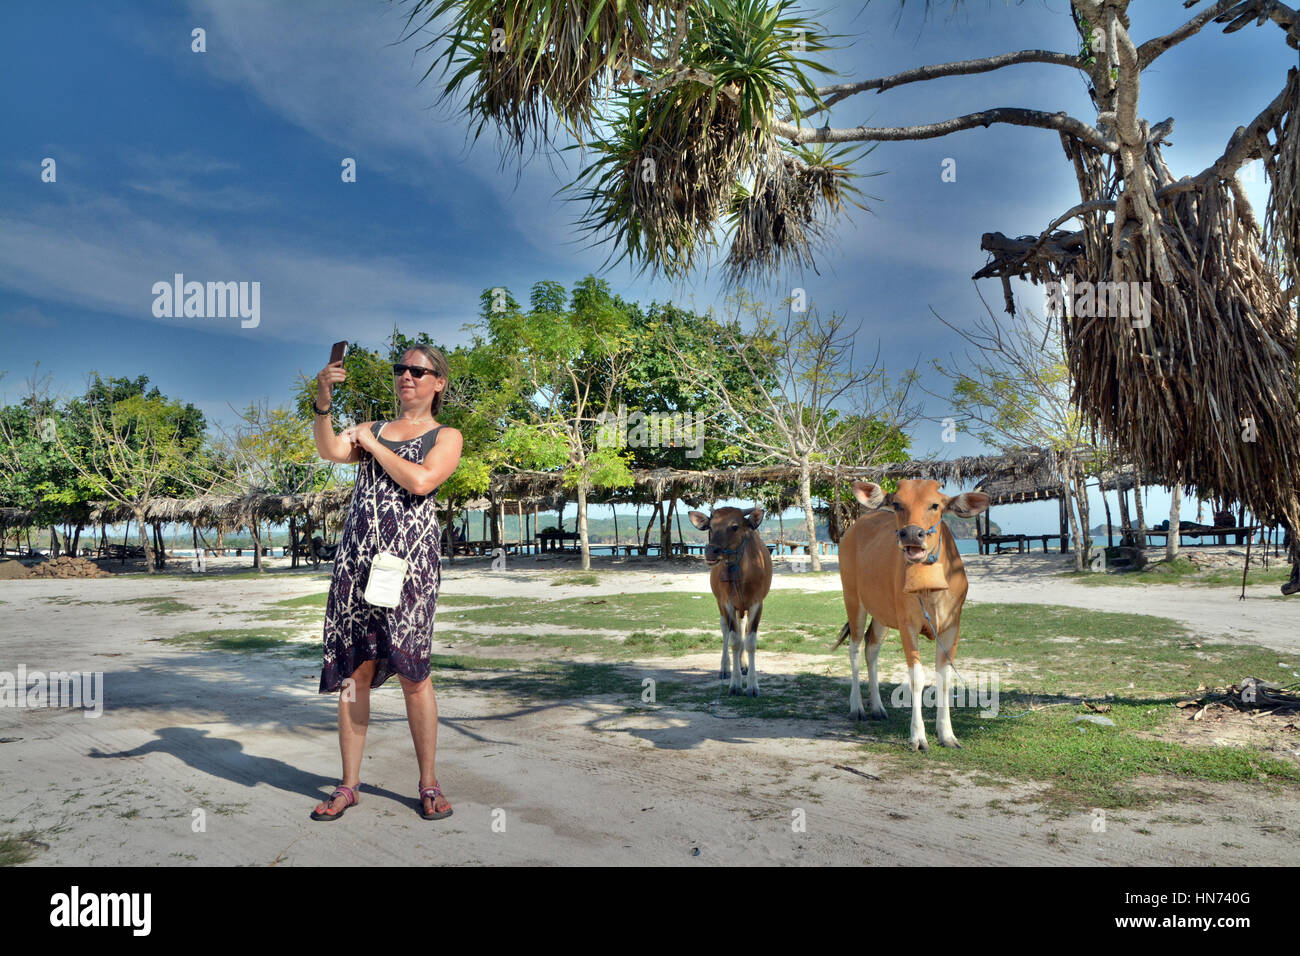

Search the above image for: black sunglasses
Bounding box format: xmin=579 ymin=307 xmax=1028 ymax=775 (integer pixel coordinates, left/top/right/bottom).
xmin=392 ymin=363 xmax=437 ymax=379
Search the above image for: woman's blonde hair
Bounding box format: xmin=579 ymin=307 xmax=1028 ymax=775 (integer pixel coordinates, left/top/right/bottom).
xmin=400 ymin=343 xmax=451 ymax=415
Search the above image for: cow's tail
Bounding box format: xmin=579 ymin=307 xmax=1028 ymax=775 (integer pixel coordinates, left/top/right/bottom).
xmin=831 ymin=621 xmax=851 ymax=651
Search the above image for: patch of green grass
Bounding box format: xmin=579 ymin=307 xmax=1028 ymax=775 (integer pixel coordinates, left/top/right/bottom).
xmin=273 ymin=592 xmax=329 ymax=608
xmin=248 ymin=607 xmax=320 ymax=621
xmin=1063 ymin=556 xmax=1291 ymax=587
xmin=437 ymin=594 xmax=519 ymax=608
xmin=850 ymin=699 xmax=1300 ymax=810
xmin=163 ymin=627 xmax=317 ymax=655
xmin=1200 ymin=566 xmax=1293 ymax=586
xmin=110 ymin=597 xmax=198 ymax=615
xmin=0 ymin=830 xmax=43 ymax=866
xmin=624 ymin=631 xmax=716 ymax=656
xmin=435 ymin=659 xmax=637 ymax=699
xmin=549 ymin=572 xmax=601 ymax=586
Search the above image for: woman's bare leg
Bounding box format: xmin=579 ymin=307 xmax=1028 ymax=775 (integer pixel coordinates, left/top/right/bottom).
xmin=399 ymin=674 xmax=450 ymax=815
xmin=314 ymin=659 xmax=376 ymax=817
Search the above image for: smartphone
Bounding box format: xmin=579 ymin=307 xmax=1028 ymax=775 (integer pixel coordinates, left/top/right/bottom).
xmin=329 ymin=341 xmax=347 ymax=365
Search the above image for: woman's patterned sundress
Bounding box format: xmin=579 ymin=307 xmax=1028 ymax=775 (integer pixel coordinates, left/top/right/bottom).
xmin=319 ymin=423 xmax=444 ymax=693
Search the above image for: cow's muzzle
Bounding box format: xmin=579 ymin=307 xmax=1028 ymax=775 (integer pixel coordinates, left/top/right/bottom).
xmin=896 ymin=524 xmax=935 ymax=564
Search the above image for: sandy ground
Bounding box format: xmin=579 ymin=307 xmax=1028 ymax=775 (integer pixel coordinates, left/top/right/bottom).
xmin=1 ymin=550 xmax=1298 ymax=866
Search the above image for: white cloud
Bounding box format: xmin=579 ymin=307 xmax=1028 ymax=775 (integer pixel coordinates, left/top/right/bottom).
xmin=0 ymin=196 xmax=478 ymax=345
xmin=0 ymin=305 xmax=57 ymax=328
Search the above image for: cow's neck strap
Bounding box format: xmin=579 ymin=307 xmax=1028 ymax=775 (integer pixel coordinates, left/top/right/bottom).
xmin=719 ymin=533 xmax=748 ymax=586
xmin=923 ymin=523 xmax=941 ymax=565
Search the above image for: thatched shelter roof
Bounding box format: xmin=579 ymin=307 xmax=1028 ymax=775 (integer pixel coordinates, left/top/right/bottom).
xmin=87 ymin=487 xmax=355 ymax=528
xmin=18 ymin=447 xmax=1087 ymax=528
xmin=0 ymin=507 xmax=35 ymax=529
xmin=490 ymin=447 xmax=1057 ymax=508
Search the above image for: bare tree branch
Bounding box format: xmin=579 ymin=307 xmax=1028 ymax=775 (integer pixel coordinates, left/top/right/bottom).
xmin=772 ymin=108 xmax=1118 ymax=152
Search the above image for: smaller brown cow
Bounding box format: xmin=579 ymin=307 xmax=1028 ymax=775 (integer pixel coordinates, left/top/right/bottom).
xmin=689 ymin=506 xmax=774 ymax=696
xmin=834 ymin=479 xmax=990 ymax=751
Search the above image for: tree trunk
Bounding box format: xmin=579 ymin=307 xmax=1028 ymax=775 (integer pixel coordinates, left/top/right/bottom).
xmin=799 ymin=461 xmax=821 ymax=571
xmin=1133 ymin=484 xmax=1147 ymax=549
xmin=121 ymin=519 xmax=131 ymax=564
xmin=612 ymin=505 xmax=619 ymax=551
xmin=49 ymin=525 xmax=60 ymax=558
xmin=1100 ymin=478 xmax=1112 ymax=547
xmin=642 ymin=500 xmax=660 ymax=554
xmin=577 ymin=482 xmax=591 ymax=571
xmin=1116 ymin=485 xmax=1132 ymax=546
xmin=251 ymin=521 xmax=262 ymax=571
xmin=1066 ymin=477 xmax=1085 ymax=572
xmin=289 ymin=516 xmax=298 ymax=568
xmin=1167 ymin=483 xmax=1182 ymax=561
xmin=660 ymin=496 xmax=674 ymax=559
xmin=444 ymin=499 xmax=456 ymax=563
xmin=135 ymin=510 xmax=156 ymax=574
xmin=71 ymin=522 xmax=82 ymax=557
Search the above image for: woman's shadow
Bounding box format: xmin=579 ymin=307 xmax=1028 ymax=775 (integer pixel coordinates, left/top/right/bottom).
xmin=89 ymin=727 xmax=406 ymax=805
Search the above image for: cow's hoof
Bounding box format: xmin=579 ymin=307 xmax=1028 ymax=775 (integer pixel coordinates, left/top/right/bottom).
xmin=728 ymin=684 xmax=743 ymax=696
xmin=938 ymin=736 xmax=962 ymax=749
xmin=849 ymin=707 xmax=866 ymax=722
xmin=909 ymin=736 xmax=930 ymax=752
xmin=745 ymin=684 xmax=759 ymax=698
xmin=869 ymin=708 xmax=888 ymax=721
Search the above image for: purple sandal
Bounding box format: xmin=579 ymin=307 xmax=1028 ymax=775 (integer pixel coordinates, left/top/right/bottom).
xmin=418 ymin=782 xmax=453 ymax=821
xmin=311 ymin=784 xmax=360 ymax=821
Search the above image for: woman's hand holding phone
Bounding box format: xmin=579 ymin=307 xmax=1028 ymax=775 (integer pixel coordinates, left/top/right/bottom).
xmin=317 ymin=341 xmax=348 ymax=406
xmin=316 ymin=359 xmax=346 ymax=404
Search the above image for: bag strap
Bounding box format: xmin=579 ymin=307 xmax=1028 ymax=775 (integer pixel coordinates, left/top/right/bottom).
xmin=368 ymin=423 xmax=437 ymax=556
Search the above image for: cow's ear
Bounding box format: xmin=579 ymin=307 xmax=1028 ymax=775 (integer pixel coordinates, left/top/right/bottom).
xmin=945 ymin=492 xmax=991 ymax=518
xmin=745 ymin=506 xmax=765 ymax=529
xmin=688 ymin=510 xmax=711 ymax=531
xmin=852 ymin=481 xmax=885 ymax=509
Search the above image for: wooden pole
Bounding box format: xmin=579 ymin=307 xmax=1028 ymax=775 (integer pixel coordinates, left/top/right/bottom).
xmin=674 ymin=492 xmax=686 ymax=555
xmin=1059 ymin=495 xmax=1068 ymax=553
xmin=1102 ymin=479 xmax=1114 ymax=548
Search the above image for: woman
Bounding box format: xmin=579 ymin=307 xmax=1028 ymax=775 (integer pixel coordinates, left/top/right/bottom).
xmin=308 ymin=344 xmax=463 ymax=822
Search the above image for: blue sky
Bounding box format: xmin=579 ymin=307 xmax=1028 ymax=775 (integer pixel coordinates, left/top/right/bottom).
xmin=1 ymin=0 xmax=1294 ymax=532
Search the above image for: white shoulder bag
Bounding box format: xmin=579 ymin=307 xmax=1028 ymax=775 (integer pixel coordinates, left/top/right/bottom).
xmin=362 ymin=436 xmax=436 ymax=608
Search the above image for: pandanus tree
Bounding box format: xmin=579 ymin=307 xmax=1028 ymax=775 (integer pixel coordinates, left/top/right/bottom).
xmin=406 ymin=0 xmax=1300 ymax=581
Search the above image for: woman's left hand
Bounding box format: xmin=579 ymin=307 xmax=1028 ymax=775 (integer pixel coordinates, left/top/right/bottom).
xmin=345 ymin=421 xmax=378 ymax=453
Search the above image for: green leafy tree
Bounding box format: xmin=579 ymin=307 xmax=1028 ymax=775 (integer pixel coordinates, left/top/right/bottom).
xmin=475 ymin=277 xmax=636 ymax=569
xmin=55 ymin=375 xmax=211 ymax=573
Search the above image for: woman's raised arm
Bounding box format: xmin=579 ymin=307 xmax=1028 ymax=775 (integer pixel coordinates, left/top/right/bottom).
xmin=313 ymin=361 xmax=360 ymax=464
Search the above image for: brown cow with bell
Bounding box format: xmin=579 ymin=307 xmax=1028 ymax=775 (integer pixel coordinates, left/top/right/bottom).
xmin=833 ymin=478 xmax=990 ymax=751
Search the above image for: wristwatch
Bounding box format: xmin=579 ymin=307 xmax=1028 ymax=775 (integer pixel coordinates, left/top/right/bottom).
xmin=313 ymin=402 xmax=332 ymax=416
